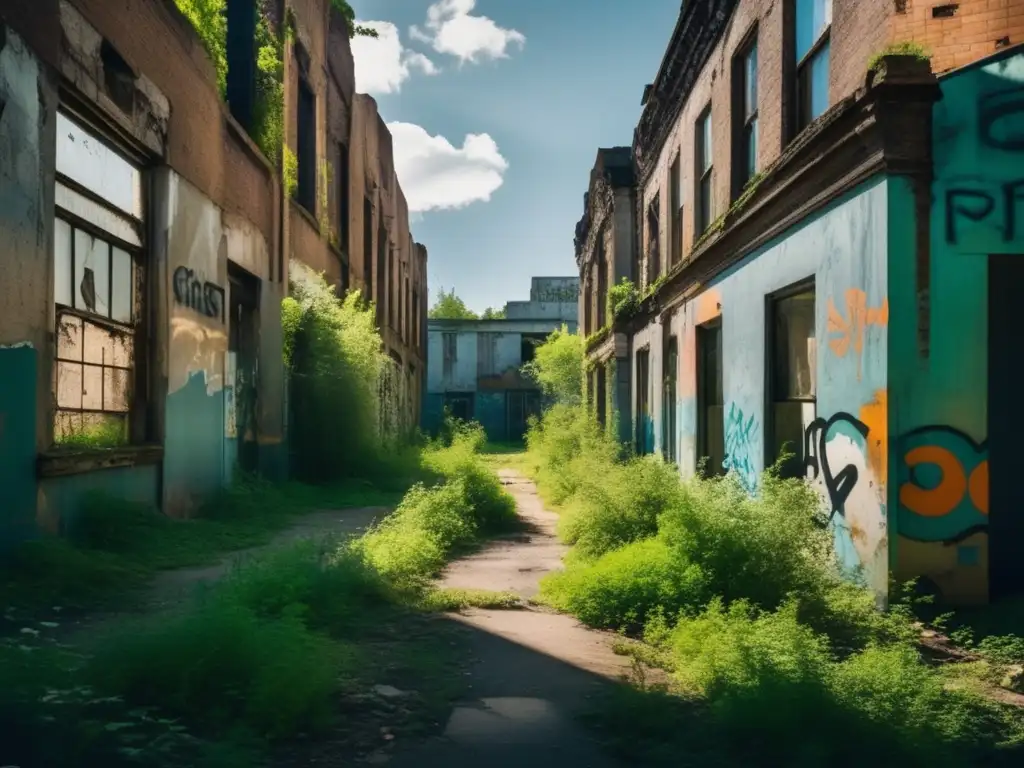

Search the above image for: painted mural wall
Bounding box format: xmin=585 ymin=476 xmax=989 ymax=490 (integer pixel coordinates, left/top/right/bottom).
xmin=889 ymin=49 xmax=1024 ymax=603
xmin=632 ymin=178 xmax=891 ymax=597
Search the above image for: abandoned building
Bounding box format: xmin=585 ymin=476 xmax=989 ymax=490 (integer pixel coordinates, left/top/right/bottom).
xmin=575 ymin=0 xmax=1024 ymax=605
xmin=0 ymin=0 xmax=427 ymax=544
xmin=424 ymin=277 xmax=579 ymax=442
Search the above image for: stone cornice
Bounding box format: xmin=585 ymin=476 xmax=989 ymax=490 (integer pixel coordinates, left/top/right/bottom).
xmin=632 ymin=0 xmax=737 ymax=189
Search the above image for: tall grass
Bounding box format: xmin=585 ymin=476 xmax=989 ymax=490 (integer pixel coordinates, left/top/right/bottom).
xmin=526 ymin=403 xmax=1024 ymax=765
xmin=42 ymin=428 xmax=515 ymax=763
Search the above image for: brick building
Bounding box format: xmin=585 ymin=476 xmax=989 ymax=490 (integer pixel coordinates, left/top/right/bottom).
xmin=0 ymin=0 xmax=426 ymax=542
xmin=575 ymin=0 xmax=1024 ymax=604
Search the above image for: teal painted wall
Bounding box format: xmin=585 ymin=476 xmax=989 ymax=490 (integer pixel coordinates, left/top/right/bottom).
xmin=39 ymin=465 xmax=160 ymax=534
xmin=0 ymin=346 xmax=38 ymax=547
xmin=476 ymin=392 xmax=507 ymax=442
xmin=164 ymin=370 xmax=229 ymax=514
xmin=634 ymin=178 xmax=891 ymax=598
xmin=889 ymin=49 xmax=1024 ymax=604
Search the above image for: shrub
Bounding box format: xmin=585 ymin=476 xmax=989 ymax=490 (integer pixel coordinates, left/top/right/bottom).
xmin=521 ymin=326 xmax=584 ymax=407
xmin=539 ymin=538 xmax=707 ymax=632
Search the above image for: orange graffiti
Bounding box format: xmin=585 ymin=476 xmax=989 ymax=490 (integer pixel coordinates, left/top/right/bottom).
xmin=696 ymin=289 xmax=722 ymax=325
xmin=900 ymin=446 xmax=967 ymax=517
xmin=858 ymin=389 xmax=888 ymax=482
xmin=827 ymin=289 xmax=888 ymax=380
xmin=968 ymin=460 xmax=989 ymax=515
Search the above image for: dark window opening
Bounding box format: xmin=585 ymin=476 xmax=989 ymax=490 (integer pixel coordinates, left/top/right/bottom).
xmin=767 ymin=283 xmax=816 ymax=479
xmin=597 ymin=364 xmax=607 ymax=428
xmin=635 ymin=348 xmax=651 ymax=455
xmin=669 ymin=155 xmax=682 ymax=267
xmin=733 ymin=36 xmax=759 ymax=198
xmin=695 ymin=106 xmax=714 ymax=235
xmin=932 ymin=4 xmax=958 ymax=19
xmin=442 ymin=332 xmax=457 ymax=378
xmin=795 ymin=0 xmax=832 ymax=132
xmin=376 ymin=226 xmax=386 ymax=327
xmin=697 ymin=321 xmax=724 ymax=476
xmin=296 ymin=77 xmax=316 ymax=213
xmin=337 ymin=142 xmax=350 ymax=250
xmin=444 ymin=393 xmax=473 ymax=423
xmin=662 ymin=336 xmax=678 ymax=464
xmin=388 ymin=248 xmax=396 ymax=330
xmin=363 ymin=198 xmax=373 ymax=298
xmin=226 ymin=0 xmax=256 ymax=129
xmin=596 ymin=238 xmax=608 ymax=328
xmin=404 ymin=276 xmax=411 ymax=343
xmin=646 ymin=194 xmax=660 ymax=286
xmin=412 ymin=289 xmax=420 ymax=348
xmin=101 ymin=39 xmax=136 ymax=116
xmin=520 ymin=333 xmax=546 ymax=365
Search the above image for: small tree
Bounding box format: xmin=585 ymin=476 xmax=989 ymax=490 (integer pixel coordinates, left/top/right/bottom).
xmin=481 ymin=306 xmax=506 ymax=320
xmin=429 ymin=288 xmax=478 ymax=320
xmin=522 ymin=326 xmax=584 ymax=407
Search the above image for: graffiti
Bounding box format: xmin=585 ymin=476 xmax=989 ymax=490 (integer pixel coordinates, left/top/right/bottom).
xmin=978 ymin=86 xmax=1024 ymax=152
xmin=897 ymin=426 xmax=988 ymax=544
xmin=536 ymin=286 xmax=580 ymax=303
xmin=723 ymin=403 xmax=757 ymax=494
xmin=804 ymin=412 xmax=869 ymax=521
xmin=945 ymin=181 xmax=1024 ymax=244
xmin=826 ymin=289 xmax=888 ymax=380
xmin=173 ymin=266 xmax=225 ymax=322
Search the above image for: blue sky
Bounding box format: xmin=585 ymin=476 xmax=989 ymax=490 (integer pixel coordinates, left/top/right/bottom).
xmin=349 ymin=0 xmax=678 ymax=314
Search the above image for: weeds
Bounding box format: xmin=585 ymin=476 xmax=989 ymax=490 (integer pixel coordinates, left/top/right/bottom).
xmin=525 ymin=399 xmax=1024 ymax=766
xmin=422 ymin=587 xmax=522 ymax=611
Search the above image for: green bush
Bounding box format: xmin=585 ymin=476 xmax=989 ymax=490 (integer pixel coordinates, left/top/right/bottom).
xmin=540 ymin=538 xmax=707 ymax=631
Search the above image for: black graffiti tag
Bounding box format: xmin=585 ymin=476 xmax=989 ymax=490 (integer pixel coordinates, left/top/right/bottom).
xmin=946 ymin=180 xmax=1024 ymax=244
xmin=804 ymin=412 xmax=870 ymax=522
xmin=979 ymin=86 xmax=1024 ymax=153
xmin=173 ymin=266 xmax=225 ymax=322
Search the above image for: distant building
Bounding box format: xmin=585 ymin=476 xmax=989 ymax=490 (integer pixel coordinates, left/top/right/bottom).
xmin=423 ymin=277 xmax=579 ymax=441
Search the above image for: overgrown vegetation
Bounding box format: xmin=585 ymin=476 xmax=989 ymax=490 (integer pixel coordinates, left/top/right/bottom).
xmin=868 ymin=40 xmax=932 ymax=72
xmin=521 ymin=325 xmax=584 ymax=406
xmin=285 ymin=262 xmax=417 ymax=482
xmin=53 ymin=417 xmax=128 ymax=449
xmin=521 ymin=335 xmax=1024 ymax=766
xmin=428 ymin=287 xmax=479 ymax=319
xmin=2 ymin=427 xmax=514 ymax=766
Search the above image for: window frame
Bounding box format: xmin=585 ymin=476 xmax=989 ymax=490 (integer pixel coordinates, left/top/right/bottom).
xmin=694 ymin=105 xmax=714 ymax=236
xmin=635 ymin=346 xmax=652 ymax=456
xmin=696 ymin=318 xmax=724 ymax=477
xmin=764 ymin=278 xmax=817 ymax=479
xmin=295 ymin=74 xmax=317 ymax=214
xmin=668 ymin=153 xmax=682 ymax=268
xmin=794 ymin=0 xmax=832 ymax=132
xmin=732 ymin=31 xmax=759 ymax=199
xmin=662 ymin=335 xmax=679 ymax=465
xmin=51 ymin=107 xmax=151 ymax=450
xmin=646 ymin=193 xmax=661 ymax=288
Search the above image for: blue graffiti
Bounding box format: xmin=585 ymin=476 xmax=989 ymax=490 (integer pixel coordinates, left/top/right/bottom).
xmin=723 ymin=403 xmax=758 ymax=494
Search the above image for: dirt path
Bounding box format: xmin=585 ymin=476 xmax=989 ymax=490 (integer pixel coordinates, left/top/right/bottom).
xmin=386 ymin=469 xmax=631 ymax=768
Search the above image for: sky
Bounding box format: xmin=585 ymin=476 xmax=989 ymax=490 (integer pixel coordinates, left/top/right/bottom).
xmin=348 ymin=0 xmax=680 ymax=314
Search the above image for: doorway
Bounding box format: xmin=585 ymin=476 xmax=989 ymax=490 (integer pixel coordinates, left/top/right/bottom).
xmin=229 ymin=264 xmax=260 ymax=475
xmin=988 ymin=254 xmax=1024 ymax=599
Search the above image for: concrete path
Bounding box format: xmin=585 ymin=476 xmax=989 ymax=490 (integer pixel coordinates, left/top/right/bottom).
xmin=386 ymin=469 xmax=630 ymax=768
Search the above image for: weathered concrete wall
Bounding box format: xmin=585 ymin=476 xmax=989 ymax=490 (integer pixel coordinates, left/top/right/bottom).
xmin=889 ymin=48 xmax=1024 ymax=604
xmin=633 ymin=179 xmax=891 ymax=597
xmin=0 ymin=26 xmax=54 ymax=546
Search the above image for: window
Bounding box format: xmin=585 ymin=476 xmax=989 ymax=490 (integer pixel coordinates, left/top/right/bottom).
xmin=296 ymin=76 xmax=316 ymax=212
xmin=404 ymin=276 xmax=411 ymax=343
xmin=363 ymin=198 xmax=373 ymax=297
xmin=583 ymin=279 xmax=593 ymax=335
xmin=442 ymin=332 xmax=457 ymax=378
xmin=225 ymin=0 xmax=257 ymax=128
xmin=734 ymin=37 xmax=759 ymax=195
xmin=768 ymin=285 xmax=816 ymax=479
xmin=388 ymin=248 xmax=396 ymax=330
xmin=596 ymin=238 xmax=607 ymax=328
xmin=376 ymin=225 xmax=386 ymax=327
xmin=646 ymin=194 xmax=660 ymax=286
xmin=697 ymin=321 xmax=724 ymax=476
xmin=635 ymin=348 xmax=651 ymax=455
xmin=596 ymin=364 xmax=607 ymax=428
xmin=337 ymin=142 xmax=350 ymax=250
xmin=662 ymin=336 xmax=678 ymax=464
xmin=669 ymin=155 xmax=682 ymax=267
xmin=795 ymin=0 xmax=832 ymax=130
xmin=695 ymin=106 xmax=714 ymax=235
xmin=412 ymin=288 xmax=420 ymax=348
xmin=53 ymin=111 xmax=145 ymax=447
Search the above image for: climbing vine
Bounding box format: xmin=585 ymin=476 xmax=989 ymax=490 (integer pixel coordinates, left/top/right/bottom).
xmin=283 ymin=146 xmax=298 ymax=198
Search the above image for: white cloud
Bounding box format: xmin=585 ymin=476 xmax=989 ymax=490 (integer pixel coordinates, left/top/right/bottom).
xmin=351 ymin=21 xmax=437 ymax=94
xmin=410 ymin=0 xmax=525 ymax=64
xmin=388 ymin=122 xmax=509 ymax=213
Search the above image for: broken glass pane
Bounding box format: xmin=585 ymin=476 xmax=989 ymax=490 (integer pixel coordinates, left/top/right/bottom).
xmin=75 ymin=229 xmax=110 ymax=316
xmin=54 ymin=218 xmax=73 ymax=306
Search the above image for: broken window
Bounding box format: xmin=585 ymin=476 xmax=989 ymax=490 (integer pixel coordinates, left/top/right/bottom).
xmin=295 ymin=76 xmax=316 ymax=212
xmin=695 ymin=106 xmax=714 ymax=235
xmin=53 ymin=111 xmax=144 ymax=448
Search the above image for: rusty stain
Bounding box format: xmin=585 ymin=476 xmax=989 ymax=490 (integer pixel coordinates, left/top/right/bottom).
xmin=827 ymin=289 xmax=888 ymax=380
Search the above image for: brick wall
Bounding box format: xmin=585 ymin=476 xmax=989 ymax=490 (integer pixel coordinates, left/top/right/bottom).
xmin=890 ymin=0 xmax=1024 ymax=73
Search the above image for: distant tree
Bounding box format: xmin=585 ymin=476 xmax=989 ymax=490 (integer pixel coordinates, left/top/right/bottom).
xmin=428 ymin=288 xmax=478 ymax=320
xmin=522 ymin=326 xmax=584 ymax=406
xmin=481 ymin=306 xmax=507 ymax=320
